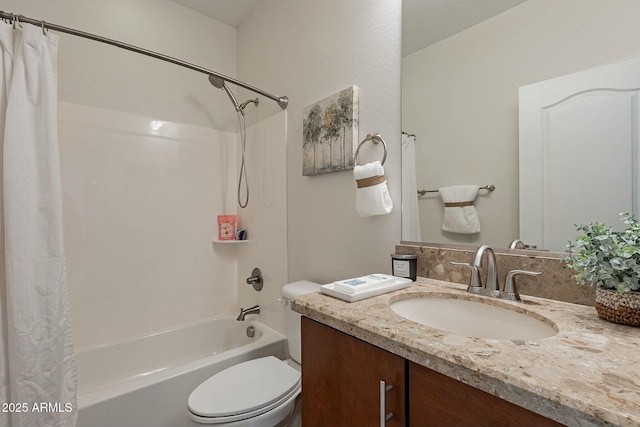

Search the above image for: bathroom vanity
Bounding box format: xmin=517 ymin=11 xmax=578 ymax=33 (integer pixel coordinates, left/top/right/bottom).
xmin=292 ymin=278 xmax=640 ymax=426
xmin=302 ymin=317 xmax=560 ymax=427
xmin=301 ymin=317 xmax=405 ymax=427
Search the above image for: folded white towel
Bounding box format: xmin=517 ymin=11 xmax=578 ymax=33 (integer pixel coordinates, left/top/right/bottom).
xmin=354 ymin=161 xmax=393 ymax=217
xmin=439 ymin=185 xmax=480 ymax=234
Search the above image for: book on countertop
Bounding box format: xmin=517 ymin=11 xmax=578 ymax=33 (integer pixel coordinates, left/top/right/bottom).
xmin=332 ymin=273 xmax=395 ymax=295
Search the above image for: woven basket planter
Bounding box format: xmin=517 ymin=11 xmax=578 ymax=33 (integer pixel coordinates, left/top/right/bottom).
xmin=595 ymin=288 xmax=640 ymax=326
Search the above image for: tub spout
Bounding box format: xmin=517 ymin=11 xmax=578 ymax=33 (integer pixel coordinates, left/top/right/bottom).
xmin=236 ymin=305 xmax=260 ymax=321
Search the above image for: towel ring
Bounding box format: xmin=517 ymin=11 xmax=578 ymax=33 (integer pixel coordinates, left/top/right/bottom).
xmin=354 ymin=133 xmax=387 ymax=166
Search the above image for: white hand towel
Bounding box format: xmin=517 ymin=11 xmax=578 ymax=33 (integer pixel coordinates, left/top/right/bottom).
xmin=439 ymin=185 xmax=480 ymax=234
xmin=354 ymin=161 xmax=393 ymax=217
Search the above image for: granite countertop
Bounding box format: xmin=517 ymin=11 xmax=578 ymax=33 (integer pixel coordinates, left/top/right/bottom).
xmin=291 ymin=278 xmax=640 ymax=427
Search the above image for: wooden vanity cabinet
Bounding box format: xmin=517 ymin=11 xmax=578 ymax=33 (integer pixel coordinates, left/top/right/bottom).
xmin=409 ymin=361 xmax=564 ymax=427
xmin=301 ymin=317 xmax=406 ymax=427
xmin=302 ymin=317 xmax=564 ymax=427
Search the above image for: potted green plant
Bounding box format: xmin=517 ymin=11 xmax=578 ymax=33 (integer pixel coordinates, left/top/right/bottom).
xmin=565 ymin=212 xmax=640 ymax=326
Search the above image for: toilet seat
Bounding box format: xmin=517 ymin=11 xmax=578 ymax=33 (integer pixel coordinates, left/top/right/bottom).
xmin=188 ymin=356 xmax=301 ymax=424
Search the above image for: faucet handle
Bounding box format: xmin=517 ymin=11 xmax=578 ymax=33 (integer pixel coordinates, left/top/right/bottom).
xmin=450 ymin=261 xmax=482 ymax=288
xmin=246 ymin=268 xmax=263 ymax=291
xmin=503 ymin=270 xmax=542 ymax=301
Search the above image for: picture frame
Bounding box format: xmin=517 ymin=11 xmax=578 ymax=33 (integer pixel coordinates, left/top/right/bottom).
xmin=302 ymin=86 xmax=359 ymax=176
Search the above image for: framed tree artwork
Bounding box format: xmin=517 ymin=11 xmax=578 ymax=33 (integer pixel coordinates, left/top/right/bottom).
xmin=303 ymin=86 xmax=359 ymax=176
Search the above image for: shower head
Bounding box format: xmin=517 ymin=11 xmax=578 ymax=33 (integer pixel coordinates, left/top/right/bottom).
xmin=208 ymin=74 xmax=225 ymax=89
xmin=207 ymin=74 xmax=286 ymax=110
xmin=208 ymin=74 xmax=240 ymax=112
xmin=208 ymin=75 xmax=259 ymax=115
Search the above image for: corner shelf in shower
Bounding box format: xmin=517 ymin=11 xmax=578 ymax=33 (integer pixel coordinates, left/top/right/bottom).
xmin=212 ymin=239 xmax=251 ymax=244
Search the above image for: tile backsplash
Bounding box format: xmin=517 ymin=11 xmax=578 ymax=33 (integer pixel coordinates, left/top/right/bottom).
xmin=395 ymin=243 xmax=595 ymax=306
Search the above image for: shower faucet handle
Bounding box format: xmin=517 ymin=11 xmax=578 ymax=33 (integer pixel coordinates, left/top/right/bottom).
xmin=246 ymin=268 xmax=263 ymax=291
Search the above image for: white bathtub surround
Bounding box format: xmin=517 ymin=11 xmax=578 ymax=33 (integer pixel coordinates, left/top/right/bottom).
xmin=236 ymin=111 xmax=288 ymax=333
xmin=0 ymin=22 xmax=77 ymax=427
xmin=76 ymin=317 xmax=287 ymax=427
xmin=58 ymin=103 xmax=238 ymax=349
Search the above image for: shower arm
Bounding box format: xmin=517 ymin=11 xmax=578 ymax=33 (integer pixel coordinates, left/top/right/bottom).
xmin=0 ymin=10 xmax=288 ymax=110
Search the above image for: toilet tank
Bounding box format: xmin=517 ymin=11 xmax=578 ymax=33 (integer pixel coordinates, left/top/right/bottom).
xmin=282 ymin=280 xmax=321 ymax=363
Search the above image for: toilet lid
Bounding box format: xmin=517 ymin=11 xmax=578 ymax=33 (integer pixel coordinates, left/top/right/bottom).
xmin=188 ymin=356 xmax=301 ymax=419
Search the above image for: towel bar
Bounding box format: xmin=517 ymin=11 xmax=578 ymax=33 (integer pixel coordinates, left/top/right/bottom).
xmin=354 ymin=133 xmax=387 ymax=166
xmin=417 ymin=184 xmax=495 ymax=197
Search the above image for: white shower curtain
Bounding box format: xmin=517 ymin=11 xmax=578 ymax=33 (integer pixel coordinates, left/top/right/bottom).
xmin=0 ymin=21 xmax=77 ymax=427
xmin=401 ymin=133 xmax=422 ymax=241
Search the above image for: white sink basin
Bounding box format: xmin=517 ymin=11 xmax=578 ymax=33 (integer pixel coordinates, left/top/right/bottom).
xmin=389 ymin=295 xmax=557 ymax=340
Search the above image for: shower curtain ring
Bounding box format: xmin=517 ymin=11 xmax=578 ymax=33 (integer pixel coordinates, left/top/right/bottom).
xmin=13 ymin=14 xmax=23 ymax=30
xmin=41 ymin=20 xmax=47 ymax=35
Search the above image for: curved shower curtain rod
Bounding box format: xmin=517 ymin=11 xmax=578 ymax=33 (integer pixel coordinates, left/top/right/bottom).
xmin=0 ymin=11 xmax=289 ymax=110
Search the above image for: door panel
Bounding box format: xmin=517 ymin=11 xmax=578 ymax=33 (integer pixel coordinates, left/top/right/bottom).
xmin=519 ymin=57 xmax=640 ymax=251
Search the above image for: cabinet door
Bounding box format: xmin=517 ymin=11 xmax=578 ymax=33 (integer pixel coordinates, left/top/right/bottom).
xmin=301 ymin=317 xmax=405 ymax=427
xmin=409 ymin=361 xmax=564 ymax=427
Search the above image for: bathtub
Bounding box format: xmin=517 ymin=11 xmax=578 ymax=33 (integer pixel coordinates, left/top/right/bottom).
xmin=76 ymin=317 xmax=288 ymax=427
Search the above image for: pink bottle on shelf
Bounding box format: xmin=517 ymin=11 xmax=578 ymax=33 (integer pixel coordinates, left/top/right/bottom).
xmin=217 ymin=215 xmax=237 ymax=240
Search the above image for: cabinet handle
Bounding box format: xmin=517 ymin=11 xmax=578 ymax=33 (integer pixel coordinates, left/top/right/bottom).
xmin=380 ymin=380 xmax=394 ymax=426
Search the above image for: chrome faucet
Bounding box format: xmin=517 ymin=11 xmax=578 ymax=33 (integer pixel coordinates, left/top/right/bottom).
xmin=467 ymin=245 xmax=500 ymax=297
xmin=509 ymin=239 xmax=526 ymax=249
xmin=472 ymin=244 xmax=499 ymax=293
xmin=509 ymin=239 xmax=538 ymax=250
xmin=236 ymin=304 xmax=260 ymax=321
xmin=450 ymin=244 xmax=542 ymax=302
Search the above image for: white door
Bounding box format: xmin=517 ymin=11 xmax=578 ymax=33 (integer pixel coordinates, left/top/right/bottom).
xmin=519 ymin=56 xmax=640 ymax=252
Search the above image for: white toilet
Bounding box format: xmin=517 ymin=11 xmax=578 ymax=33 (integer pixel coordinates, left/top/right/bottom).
xmin=186 ymin=280 xmax=320 ymax=427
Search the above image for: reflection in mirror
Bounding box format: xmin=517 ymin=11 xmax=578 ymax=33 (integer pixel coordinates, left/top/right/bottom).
xmin=519 ymin=56 xmax=640 ymax=252
xmin=401 ymin=0 xmax=640 ymax=252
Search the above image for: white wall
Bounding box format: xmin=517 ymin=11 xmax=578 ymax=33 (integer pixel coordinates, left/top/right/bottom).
xmin=3 ymin=0 xmax=238 ymax=130
xmin=402 ymin=0 xmax=640 ymax=248
xmin=238 ymin=0 xmax=402 ymax=285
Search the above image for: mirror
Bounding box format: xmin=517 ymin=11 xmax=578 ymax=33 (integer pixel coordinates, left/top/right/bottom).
xmin=401 ymin=0 xmax=640 ymax=251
